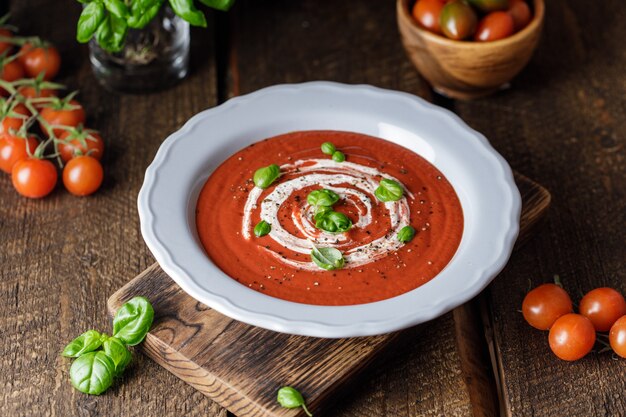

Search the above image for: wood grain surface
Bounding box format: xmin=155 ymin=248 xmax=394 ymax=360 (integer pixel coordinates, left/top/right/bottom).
xmin=1 ymin=0 xmax=624 ymax=416
xmin=108 ymin=173 xmax=548 ymax=417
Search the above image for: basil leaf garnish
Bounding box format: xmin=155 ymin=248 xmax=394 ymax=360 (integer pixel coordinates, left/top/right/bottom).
xmin=62 ymin=330 xmax=104 ymax=358
xmin=112 ymin=296 xmax=154 ymax=346
xmin=277 ymin=386 xmax=313 ymax=416
xmin=69 ymin=351 xmax=116 ymax=395
xmin=331 ymin=151 xmax=345 ymax=162
xmin=311 ymin=245 xmax=345 ymax=270
xmin=374 ymin=179 xmax=404 ymax=202
xmin=313 ymin=205 xmax=332 ymax=221
xmin=102 ymin=337 xmax=132 ymax=376
xmin=315 ymin=211 xmax=352 ymax=233
xmin=253 ymin=164 xmax=281 ymax=189
xmin=254 ymin=220 xmax=271 ymax=237
xmin=320 ymin=141 xmax=336 ymax=155
xmin=397 ymin=225 xmax=416 ymax=243
xmin=307 ymin=189 xmax=339 ymax=208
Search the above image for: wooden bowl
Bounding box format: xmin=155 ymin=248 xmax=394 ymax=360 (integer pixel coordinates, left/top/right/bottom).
xmin=397 ymin=0 xmax=545 ymax=99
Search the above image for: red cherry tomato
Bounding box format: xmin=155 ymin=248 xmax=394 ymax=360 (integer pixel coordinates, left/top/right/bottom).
xmin=17 ymin=86 xmax=57 ymax=110
xmin=522 ymin=283 xmax=573 ymax=330
xmin=579 ymin=287 xmax=626 ymax=332
xmin=508 ymin=0 xmax=532 ymax=31
xmin=1 ymin=103 xmax=30 ymax=134
xmin=609 ymin=315 xmax=626 ymax=358
xmin=548 ymin=314 xmax=596 ymax=361
xmin=63 ymin=155 xmax=103 ymax=196
xmin=474 ymin=11 xmax=515 ymax=41
xmin=413 ymin=0 xmax=446 ymax=34
xmin=440 ymin=1 xmax=478 ymax=40
xmin=19 ymin=44 xmax=61 ymax=80
xmin=0 ymin=133 xmax=39 ymax=173
xmin=0 ymin=60 xmax=25 ymax=96
xmin=0 ymin=28 xmax=13 ymax=55
xmin=39 ymin=100 xmax=86 ymax=137
xmin=11 ymin=157 xmax=57 ymax=198
xmin=58 ymin=130 xmax=104 ymax=163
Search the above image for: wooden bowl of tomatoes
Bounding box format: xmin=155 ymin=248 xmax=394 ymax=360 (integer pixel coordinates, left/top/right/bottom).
xmin=397 ymin=0 xmax=544 ymax=99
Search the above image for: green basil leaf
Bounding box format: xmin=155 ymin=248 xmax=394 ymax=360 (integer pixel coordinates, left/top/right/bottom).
xmin=128 ymin=0 xmax=163 ymax=29
xmin=112 ymin=296 xmax=155 ymax=346
xmin=168 ymin=0 xmax=207 ymax=27
xmin=253 ymin=164 xmax=280 ymax=189
xmin=135 ymin=0 xmax=161 ymax=11
xmin=198 ymin=0 xmax=236 ymax=11
xmin=397 ymin=225 xmax=416 ymax=243
xmin=307 ymin=189 xmax=339 ymax=208
xmin=374 ymin=179 xmax=404 ymax=202
xmin=277 ymin=386 xmax=313 ymax=416
xmin=311 ymin=245 xmax=344 ymax=271
xmin=320 ymin=141 xmax=336 ymax=155
xmin=102 ymin=337 xmax=132 ymax=376
xmin=95 ymin=14 xmax=128 ymax=52
xmin=254 ymin=220 xmax=271 ymax=237
xmin=103 ymin=0 xmax=129 ymax=18
xmin=331 ymin=151 xmax=345 ymax=163
xmin=76 ymin=1 xmax=106 ymax=43
xmin=315 ymin=211 xmax=352 ymax=233
xmin=62 ymin=330 xmax=103 ymax=358
xmin=70 ymin=351 xmax=116 ymax=395
xmin=313 ymin=205 xmax=332 ymax=221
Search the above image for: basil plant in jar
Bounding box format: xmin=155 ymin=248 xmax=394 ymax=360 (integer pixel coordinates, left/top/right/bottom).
xmin=75 ymin=0 xmax=234 ymax=93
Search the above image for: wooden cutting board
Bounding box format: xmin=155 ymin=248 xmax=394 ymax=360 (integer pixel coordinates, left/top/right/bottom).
xmin=108 ymin=172 xmax=550 ymax=417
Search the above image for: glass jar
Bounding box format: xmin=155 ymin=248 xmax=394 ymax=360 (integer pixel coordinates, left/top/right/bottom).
xmin=89 ymin=7 xmax=190 ymax=94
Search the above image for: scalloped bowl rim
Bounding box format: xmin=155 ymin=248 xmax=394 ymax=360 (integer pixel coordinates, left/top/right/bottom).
xmin=138 ymin=82 xmax=521 ymax=338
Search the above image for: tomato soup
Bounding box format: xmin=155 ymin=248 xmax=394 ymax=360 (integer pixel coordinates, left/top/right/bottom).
xmin=196 ymin=131 xmax=463 ymax=305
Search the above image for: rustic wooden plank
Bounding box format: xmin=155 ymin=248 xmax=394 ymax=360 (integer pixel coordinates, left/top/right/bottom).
xmin=453 ymin=0 xmax=626 ymax=416
xmin=108 ymin=173 xmax=548 ymax=417
xmin=0 ymin=1 xmax=226 ymax=416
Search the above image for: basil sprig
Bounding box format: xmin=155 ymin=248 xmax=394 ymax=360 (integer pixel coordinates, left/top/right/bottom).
xmin=307 ymin=189 xmax=339 ymax=208
xmin=315 ymin=211 xmax=352 ymax=233
xmin=397 ymin=225 xmax=416 ymax=243
xmin=374 ymin=179 xmax=404 ymax=202
xmin=311 ymin=245 xmax=345 ymax=271
xmin=277 ymin=386 xmax=313 ymax=416
xmin=253 ymin=164 xmax=281 ymax=189
xmin=75 ymin=0 xmax=236 ymax=53
xmin=62 ymin=296 xmax=155 ymax=395
xmin=254 ymin=220 xmax=271 ymax=237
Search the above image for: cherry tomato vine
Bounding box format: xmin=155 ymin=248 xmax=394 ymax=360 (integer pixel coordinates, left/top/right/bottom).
xmin=0 ymin=15 xmax=104 ymax=198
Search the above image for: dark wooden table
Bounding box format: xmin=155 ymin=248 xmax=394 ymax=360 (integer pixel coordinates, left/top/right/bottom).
xmin=2 ymin=1 xmax=625 ymax=416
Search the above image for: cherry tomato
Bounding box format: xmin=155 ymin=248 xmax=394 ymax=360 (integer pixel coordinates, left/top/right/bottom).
xmin=468 ymin=0 xmax=509 ymax=13
xmin=440 ymin=1 xmax=478 ymax=40
xmin=39 ymin=100 xmax=86 ymax=137
xmin=548 ymin=314 xmax=596 ymax=361
xmin=579 ymin=287 xmax=626 ymax=332
xmin=17 ymin=86 xmax=57 ymax=110
xmin=508 ymin=0 xmax=532 ymax=31
xmin=11 ymin=157 xmax=57 ymax=198
xmin=609 ymin=315 xmax=626 ymax=358
xmin=1 ymin=103 xmax=30 ymax=134
xmin=58 ymin=130 xmax=104 ymax=162
xmin=0 ymin=60 xmax=25 ymax=96
xmin=522 ymin=283 xmax=573 ymax=330
xmin=0 ymin=28 xmax=13 ymax=55
xmin=19 ymin=44 xmax=61 ymax=80
xmin=475 ymin=11 xmax=515 ymax=41
xmin=0 ymin=133 xmax=39 ymax=173
xmin=63 ymin=155 xmax=103 ymax=196
xmin=413 ymin=0 xmax=446 ymax=34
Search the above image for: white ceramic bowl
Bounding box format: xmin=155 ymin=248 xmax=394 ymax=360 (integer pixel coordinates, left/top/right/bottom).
xmin=138 ymin=82 xmax=521 ymax=338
